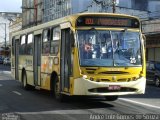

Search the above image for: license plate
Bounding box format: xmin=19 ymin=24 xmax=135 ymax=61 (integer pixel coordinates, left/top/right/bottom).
xmin=108 ymin=85 xmax=121 ymax=90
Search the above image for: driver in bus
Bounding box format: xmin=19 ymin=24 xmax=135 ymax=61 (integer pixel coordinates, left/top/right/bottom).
xmin=84 ymin=41 xmax=93 ymax=59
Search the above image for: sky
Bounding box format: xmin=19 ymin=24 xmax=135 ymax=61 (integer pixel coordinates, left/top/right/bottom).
xmin=0 ymin=0 xmax=22 ymax=12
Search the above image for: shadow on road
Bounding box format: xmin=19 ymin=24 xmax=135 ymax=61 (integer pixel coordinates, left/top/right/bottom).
xmin=121 ymin=84 xmax=160 ymax=99
xmin=0 ymin=80 xmax=114 ymax=113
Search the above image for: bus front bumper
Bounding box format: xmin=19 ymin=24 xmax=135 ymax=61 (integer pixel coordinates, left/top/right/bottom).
xmin=73 ymin=77 xmax=146 ymax=96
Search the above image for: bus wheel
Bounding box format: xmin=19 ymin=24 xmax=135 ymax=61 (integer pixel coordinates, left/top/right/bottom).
xmin=105 ymin=96 xmax=118 ymax=101
xmin=22 ymin=72 xmax=31 ymax=90
xmin=54 ymin=77 xmax=66 ymax=102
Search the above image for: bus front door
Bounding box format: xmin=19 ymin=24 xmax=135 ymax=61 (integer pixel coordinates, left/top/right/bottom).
xmin=15 ymin=39 xmax=19 ymax=80
xmin=34 ymin=34 xmax=41 ymax=86
xmin=60 ymin=28 xmax=72 ymax=93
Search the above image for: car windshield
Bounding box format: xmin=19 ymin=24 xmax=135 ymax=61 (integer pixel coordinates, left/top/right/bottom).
xmin=77 ymin=30 xmax=142 ymax=67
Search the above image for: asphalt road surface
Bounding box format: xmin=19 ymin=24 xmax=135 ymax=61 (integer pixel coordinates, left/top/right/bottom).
xmin=0 ymin=68 xmax=160 ymax=120
xmin=0 ymin=64 xmax=11 ymax=71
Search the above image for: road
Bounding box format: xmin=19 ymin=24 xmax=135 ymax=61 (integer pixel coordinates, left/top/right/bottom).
xmin=0 ymin=65 xmax=160 ymax=120
xmin=0 ymin=64 xmax=11 ymax=72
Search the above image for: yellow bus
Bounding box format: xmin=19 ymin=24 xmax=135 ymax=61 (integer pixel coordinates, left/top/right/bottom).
xmin=11 ymin=13 xmax=146 ymax=101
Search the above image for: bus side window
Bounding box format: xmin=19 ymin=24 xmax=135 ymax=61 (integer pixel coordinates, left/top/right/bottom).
xmin=42 ymin=29 xmax=50 ymax=54
xmin=51 ymin=27 xmax=60 ymax=55
xmin=26 ymin=34 xmax=33 ymax=55
xmin=19 ymin=35 xmax=26 ymax=55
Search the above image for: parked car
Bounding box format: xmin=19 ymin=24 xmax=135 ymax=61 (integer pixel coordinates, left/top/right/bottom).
xmin=146 ymin=61 xmax=160 ymax=87
xmin=0 ymin=57 xmax=3 ymax=64
xmin=3 ymin=57 xmax=11 ymax=65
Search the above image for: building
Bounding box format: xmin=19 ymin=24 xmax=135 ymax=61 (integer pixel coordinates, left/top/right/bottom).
xmin=43 ymin=0 xmax=91 ymax=22
xmin=142 ymin=19 xmax=160 ymax=61
xmin=22 ymin=0 xmax=43 ymax=29
xmin=87 ymin=0 xmax=149 ymax=20
xmin=141 ymin=0 xmax=160 ymax=62
xmin=9 ymin=17 xmax=22 ymax=44
xmin=0 ymin=12 xmax=21 ymax=47
xmin=0 ymin=12 xmax=21 ymax=57
xmin=22 ymin=0 xmax=92 ymax=27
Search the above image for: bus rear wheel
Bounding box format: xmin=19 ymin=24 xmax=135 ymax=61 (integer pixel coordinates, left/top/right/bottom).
xmin=105 ymin=96 xmax=118 ymax=101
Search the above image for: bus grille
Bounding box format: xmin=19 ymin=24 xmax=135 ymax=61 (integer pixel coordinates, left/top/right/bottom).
xmin=99 ymin=71 xmax=129 ymax=74
xmin=85 ymin=70 xmax=129 ymax=75
xmin=88 ymin=87 xmax=137 ymax=93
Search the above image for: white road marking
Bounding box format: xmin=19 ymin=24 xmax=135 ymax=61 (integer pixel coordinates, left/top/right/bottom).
xmin=12 ymin=91 xmax=22 ymax=96
xmin=119 ymin=98 xmax=160 ymax=109
xmin=0 ymin=84 xmax=3 ymax=87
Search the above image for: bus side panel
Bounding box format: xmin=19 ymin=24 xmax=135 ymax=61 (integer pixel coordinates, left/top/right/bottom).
xmin=41 ymin=56 xmax=51 ymax=90
xmin=11 ymin=56 xmax=16 ymax=79
xmin=18 ymin=55 xmax=26 ymax=82
xmin=24 ymin=55 xmax=34 ymax=86
xmin=26 ymin=71 xmax=34 ymax=86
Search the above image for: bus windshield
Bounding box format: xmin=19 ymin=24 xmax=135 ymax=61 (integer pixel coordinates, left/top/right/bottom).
xmin=77 ymin=30 xmax=142 ymax=67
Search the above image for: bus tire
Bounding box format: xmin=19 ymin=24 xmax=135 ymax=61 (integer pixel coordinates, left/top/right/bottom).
xmin=105 ymin=96 xmax=118 ymax=101
xmin=22 ymin=72 xmax=32 ymax=90
xmin=53 ymin=76 xmax=66 ymax=102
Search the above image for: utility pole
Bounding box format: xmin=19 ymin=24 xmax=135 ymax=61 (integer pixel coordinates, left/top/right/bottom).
xmin=112 ymin=0 xmax=116 ymax=13
xmin=0 ymin=23 xmax=7 ymax=56
xmin=4 ymin=23 xmax=6 ymax=51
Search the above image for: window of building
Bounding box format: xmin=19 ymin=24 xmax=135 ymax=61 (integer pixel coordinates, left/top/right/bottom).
xmin=51 ymin=26 xmax=60 ymax=55
xmin=42 ymin=29 xmax=50 ymax=54
xmin=26 ymin=34 xmax=33 ymax=55
xmin=19 ymin=35 xmax=26 ymax=55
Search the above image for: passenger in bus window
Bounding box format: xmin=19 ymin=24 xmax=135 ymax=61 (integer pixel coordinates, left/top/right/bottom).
xmin=113 ymin=39 xmax=119 ymax=52
xmin=45 ymin=43 xmax=50 ymax=54
xmin=84 ymin=42 xmax=93 ymax=59
xmin=102 ymin=38 xmax=112 ymax=59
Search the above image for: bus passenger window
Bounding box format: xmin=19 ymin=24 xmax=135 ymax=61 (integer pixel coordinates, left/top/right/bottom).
xmin=19 ymin=35 xmax=26 ymax=55
xmin=51 ymin=27 xmax=60 ymax=55
xmin=26 ymin=34 xmax=33 ymax=55
xmin=42 ymin=29 xmax=50 ymax=54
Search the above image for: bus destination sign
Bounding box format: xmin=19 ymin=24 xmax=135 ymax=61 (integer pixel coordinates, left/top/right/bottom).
xmin=76 ymin=16 xmax=140 ymax=28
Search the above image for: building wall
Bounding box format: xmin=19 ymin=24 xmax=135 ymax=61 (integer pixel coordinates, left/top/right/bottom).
xmin=43 ymin=0 xmax=72 ymax=22
xmin=87 ymin=0 xmax=148 ymax=20
xmin=22 ymin=0 xmax=43 ymax=29
xmin=118 ymin=0 xmax=132 ymax=8
xmin=9 ymin=17 xmax=22 ymax=44
xmin=43 ymin=0 xmax=92 ymax=22
xmin=142 ymin=0 xmax=160 ymax=62
xmin=87 ymin=1 xmax=102 ymax=12
xmin=148 ymin=0 xmax=160 ymax=18
xmin=71 ymin=0 xmax=91 ymax=13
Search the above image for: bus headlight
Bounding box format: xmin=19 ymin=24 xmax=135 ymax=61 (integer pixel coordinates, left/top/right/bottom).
xmin=83 ymin=75 xmax=87 ymax=79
